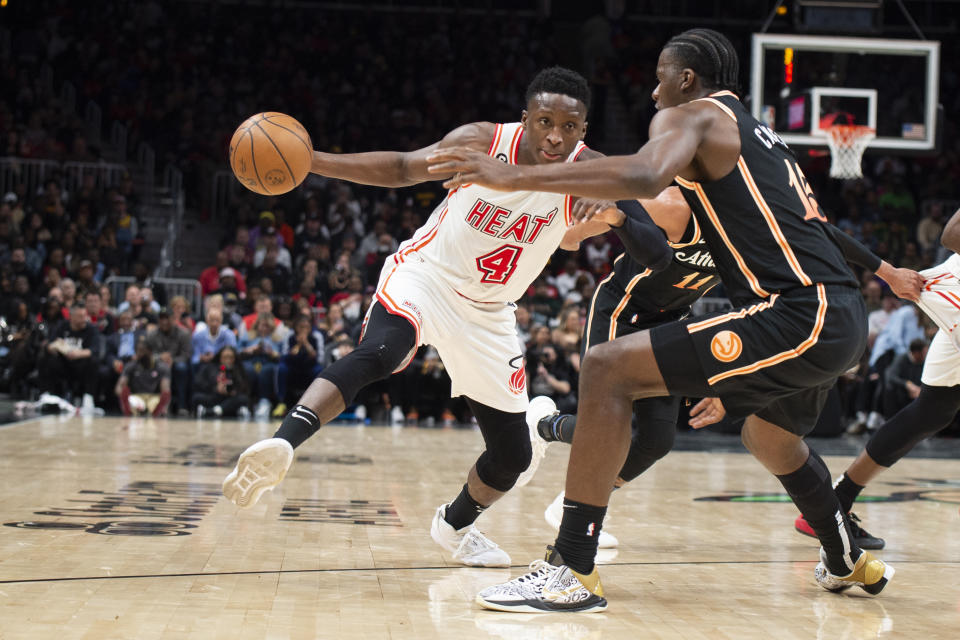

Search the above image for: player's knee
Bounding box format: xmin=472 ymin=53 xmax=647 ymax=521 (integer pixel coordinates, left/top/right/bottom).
xmin=474 ymin=419 xmax=532 ymax=492
xmin=581 ymin=343 xmax=618 ymax=387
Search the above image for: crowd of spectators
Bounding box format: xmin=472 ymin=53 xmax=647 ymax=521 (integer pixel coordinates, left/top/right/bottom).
xmin=1 ymin=2 xmax=959 ymax=434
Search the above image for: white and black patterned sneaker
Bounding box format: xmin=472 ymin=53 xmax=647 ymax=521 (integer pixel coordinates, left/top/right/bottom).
xmin=222 ymin=438 xmax=294 ymax=508
xmin=815 ymin=547 xmax=894 ymax=595
xmin=430 ymin=504 xmax=511 ymax=567
xmin=514 ymin=396 xmax=557 ymax=488
xmin=476 ymin=546 xmax=607 ymax=613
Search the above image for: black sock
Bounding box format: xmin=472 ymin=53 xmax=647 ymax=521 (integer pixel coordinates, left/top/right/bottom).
xmin=537 ymin=413 xmax=576 ymax=443
xmin=776 ymin=450 xmax=860 ymax=575
xmin=553 ymin=497 xmax=606 ymax=574
xmin=833 ymin=473 xmax=864 ymax=514
xmin=443 ymin=484 xmax=487 ymax=530
xmin=273 ymin=404 xmax=321 ymax=449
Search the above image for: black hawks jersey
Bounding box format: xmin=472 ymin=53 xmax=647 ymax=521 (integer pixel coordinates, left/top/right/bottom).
xmin=604 ymin=214 xmax=720 ymax=324
xmin=675 ymin=91 xmax=858 ymax=306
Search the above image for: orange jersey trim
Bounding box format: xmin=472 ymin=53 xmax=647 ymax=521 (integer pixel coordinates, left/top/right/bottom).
xmin=487 ymin=124 xmax=503 ymax=157
xmin=398 ymin=206 xmax=449 ymax=259
xmin=684 ymin=181 xmax=770 ymax=298
xmin=608 ymin=268 xmax=653 ymax=341
xmin=687 ymin=294 xmax=780 ymax=334
xmin=583 ymin=257 xmax=621 ymax=352
xmin=736 ymin=157 xmax=813 ymax=287
xmin=694 ymin=97 xmax=737 ymax=122
xmin=509 ymin=126 xmax=523 ymax=164
xmin=704 ymin=284 xmax=827 ymax=386
xmin=375 ymin=266 xmax=422 ymax=347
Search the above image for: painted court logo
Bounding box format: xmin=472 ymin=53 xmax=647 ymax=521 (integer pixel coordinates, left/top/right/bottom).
xmin=508 ymin=355 xmax=526 ymax=395
xmin=710 ymin=330 xmax=742 ymax=362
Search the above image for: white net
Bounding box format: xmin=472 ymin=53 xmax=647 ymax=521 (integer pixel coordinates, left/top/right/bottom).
xmin=824 ymin=125 xmax=875 ymax=179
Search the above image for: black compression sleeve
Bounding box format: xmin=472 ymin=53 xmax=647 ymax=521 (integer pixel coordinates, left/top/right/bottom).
xmin=612 ymin=199 xmax=673 ymax=272
xmin=826 ymin=223 xmax=882 ymax=272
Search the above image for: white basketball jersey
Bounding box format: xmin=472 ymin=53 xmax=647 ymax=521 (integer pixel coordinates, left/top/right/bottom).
xmin=389 ymin=123 xmax=587 ymax=303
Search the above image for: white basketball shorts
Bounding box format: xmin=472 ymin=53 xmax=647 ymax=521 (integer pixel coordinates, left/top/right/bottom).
xmin=918 ymin=254 xmax=960 ymax=387
xmin=373 ymin=257 xmax=528 ymax=413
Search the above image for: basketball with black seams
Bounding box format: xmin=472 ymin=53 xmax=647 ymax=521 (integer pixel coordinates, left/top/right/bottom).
xmin=229 ymin=112 xmax=313 ymax=195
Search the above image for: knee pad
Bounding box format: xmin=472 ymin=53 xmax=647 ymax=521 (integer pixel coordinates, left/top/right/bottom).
xmin=472 ymin=407 xmax=531 ymax=492
xmin=619 ymin=416 xmax=676 ymax=482
xmin=319 ymin=304 xmax=417 ymax=405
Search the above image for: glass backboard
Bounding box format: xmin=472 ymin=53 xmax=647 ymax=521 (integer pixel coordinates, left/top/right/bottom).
xmin=749 ymin=34 xmax=940 ymax=152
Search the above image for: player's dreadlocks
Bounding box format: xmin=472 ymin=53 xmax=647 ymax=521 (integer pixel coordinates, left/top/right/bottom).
xmin=665 ymin=29 xmax=740 ymax=95
xmin=525 ymin=66 xmax=591 ymax=113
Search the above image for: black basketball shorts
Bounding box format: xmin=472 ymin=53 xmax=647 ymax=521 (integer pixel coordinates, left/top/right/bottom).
xmin=650 ymin=284 xmax=867 ymax=436
xmin=584 ymin=277 xmax=688 ymax=429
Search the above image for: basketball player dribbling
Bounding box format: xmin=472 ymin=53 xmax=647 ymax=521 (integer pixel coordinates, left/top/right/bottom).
xmin=222 ymin=67 xmax=684 ymax=568
xmin=429 ymin=29 xmax=900 ymax=610
xmin=519 ymin=192 xmax=920 ymax=551
xmin=795 ymin=207 xmax=960 ymax=541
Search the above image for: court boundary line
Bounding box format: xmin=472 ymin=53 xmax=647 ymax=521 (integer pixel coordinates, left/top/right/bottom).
xmin=3 ymin=559 xmax=958 ymax=585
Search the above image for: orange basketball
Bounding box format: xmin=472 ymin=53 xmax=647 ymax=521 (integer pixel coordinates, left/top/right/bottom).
xmin=229 ymin=112 xmax=313 ymax=195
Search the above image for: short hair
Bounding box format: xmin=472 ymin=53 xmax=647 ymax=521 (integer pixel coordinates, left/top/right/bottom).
xmin=664 ymin=29 xmax=740 ymax=94
xmin=525 ymin=66 xmax=591 ymax=112
xmin=909 ymin=338 xmax=927 ymax=352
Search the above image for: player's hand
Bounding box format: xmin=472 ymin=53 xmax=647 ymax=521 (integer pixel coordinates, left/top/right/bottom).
xmin=572 ymin=199 xmax=623 ymax=227
xmin=426 ymin=147 xmax=518 ymax=191
xmin=688 ymin=397 xmax=726 ymax=429
xmin=876 ymin=262 xmax=922 ymax=302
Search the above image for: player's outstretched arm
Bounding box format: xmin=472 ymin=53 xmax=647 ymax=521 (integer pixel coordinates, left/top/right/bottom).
xmin=826 ymin=224 xmax=922 ymax=301
xmin=310 ymin=122 xmax=494 ymax=188
xmin=427 ymin=107 xmax=703 ymax=200
xmin=941 ymin=207 xmax=960 ymax=253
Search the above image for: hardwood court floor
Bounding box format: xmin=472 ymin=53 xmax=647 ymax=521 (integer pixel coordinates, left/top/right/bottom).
xmin=1 ymin=416 xmax=959 ymax=639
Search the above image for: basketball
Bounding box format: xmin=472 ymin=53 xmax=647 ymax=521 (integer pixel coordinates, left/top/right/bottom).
xmin=229 ymin=112 xmax=313 ymax=195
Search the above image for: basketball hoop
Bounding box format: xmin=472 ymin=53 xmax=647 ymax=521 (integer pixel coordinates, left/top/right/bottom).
xmin=823 ymin=124 xmax=875 ymax=180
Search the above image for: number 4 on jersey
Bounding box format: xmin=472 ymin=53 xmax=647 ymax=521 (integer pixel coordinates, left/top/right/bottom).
xmin=476 ymin=244 xmax=523 ymax=284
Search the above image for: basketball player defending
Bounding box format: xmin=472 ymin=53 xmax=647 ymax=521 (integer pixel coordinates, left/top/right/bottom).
xmin=429 ymin=29 xmax=896 ymax=609
xmin=519 ymin=194 xmax=919 ymax=551
xmin=222 ymin=68 xmax=680 ymax=568
xmin=796 ymin=208 xmax=960 ymax=541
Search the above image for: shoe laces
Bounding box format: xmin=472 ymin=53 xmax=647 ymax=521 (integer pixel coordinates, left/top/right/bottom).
xmin=494 ymin=560 xmax=556 ymax=596
xmin=847 ymin=512 xmax=870 ymax=537
xmin=457 ymin=527 xmax=500 ymax=557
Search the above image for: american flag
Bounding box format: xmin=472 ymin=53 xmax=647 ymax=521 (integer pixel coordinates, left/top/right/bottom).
xmin=902 ymin=123 xmax=926 ymax=139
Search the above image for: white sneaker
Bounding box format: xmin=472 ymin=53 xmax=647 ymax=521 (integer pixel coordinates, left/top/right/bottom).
xmin=79 ymin=393 xmax=104 ymax=416
xmin=514 ymin=396 xmax=556 ymax=488
xmin=430 ymin=504 xmax=511 ymax=567
xmin=196 ymin=405 xmax=207 ymax=419
xmin=213 ymin=405 xmax=223 ymax=417
xmin=544 ymin=491 xmax=618 ymax=549
xmin=355 ymin=404 xmax=367 ymax=422
xmin=222 ymin=438 xmax=294 ymax=508
xmin=476 ymin=546 xmax=606 ymax=613
xmin=237 ymin=406 xmax=251 ymax=421
xmin=254 ymin=398 xmax=271 ymax=420
xmin=390 ymin=406 xmax=404 ymax=425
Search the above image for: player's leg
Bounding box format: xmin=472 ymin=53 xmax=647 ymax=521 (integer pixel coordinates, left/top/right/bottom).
xmin=223 ymin=302 xmax=416 ymax=507
xmin=478 ymin=329 xmax=666 ymax=613
xmin=541 ymin=397 xmax=678 ymax=548
xmin=428 ymin=300 xmax=531 ymax=567
xmin=838 ymin=383 xmax=960 ymax=505
xmin=429 ymin=398 xmax=528 ymax=567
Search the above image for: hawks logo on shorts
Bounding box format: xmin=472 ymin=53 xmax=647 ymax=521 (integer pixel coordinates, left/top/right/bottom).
xmin=710 ymin=330 xmax=743 ymax=363
xmin=508 ymin=355 xmax=526 ymax=395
